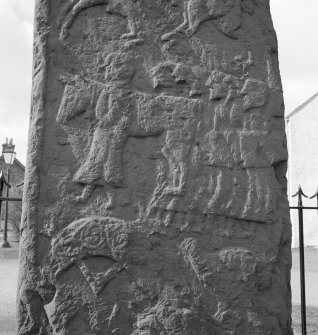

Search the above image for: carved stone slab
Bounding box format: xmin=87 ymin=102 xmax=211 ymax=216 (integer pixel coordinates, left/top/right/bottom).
xmin=18 ymin=1 xmax=292 ymax=334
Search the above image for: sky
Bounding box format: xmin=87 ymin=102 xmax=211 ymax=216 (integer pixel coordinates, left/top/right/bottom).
xmin=0 ymin=0 xmax=317 ymax=164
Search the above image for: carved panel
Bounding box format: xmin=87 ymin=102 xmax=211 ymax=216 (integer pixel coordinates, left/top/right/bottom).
xmin=18 ymin=0 xmax=292 ymax=334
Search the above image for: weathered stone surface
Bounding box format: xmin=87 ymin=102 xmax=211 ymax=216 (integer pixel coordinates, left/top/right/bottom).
xmin=18 ymin=0 xmax=292 ymax=334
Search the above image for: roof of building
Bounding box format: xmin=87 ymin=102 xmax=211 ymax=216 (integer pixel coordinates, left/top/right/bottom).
xmin=14 ymin=158 xmax=25 ymax=171
xmin=285 ymin=91 xmax=318 ymax=120
xmin=0 ymin=156 xmax=25 ymax=171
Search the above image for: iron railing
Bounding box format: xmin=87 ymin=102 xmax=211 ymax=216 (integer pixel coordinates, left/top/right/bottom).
xmin=290 ymin=186 xmax=318 ymax=335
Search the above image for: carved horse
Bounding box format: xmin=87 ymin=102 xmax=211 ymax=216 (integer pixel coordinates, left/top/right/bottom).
xmin=57 ymin=68 xmax=202 ymax=203
xmin=57 ymin=77 xmax=200 ymax=200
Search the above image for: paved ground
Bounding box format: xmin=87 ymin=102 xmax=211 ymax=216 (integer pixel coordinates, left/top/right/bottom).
xmin=0 ymin=243 xmax=317 ymax=334
xmin=0 ymin=241 xmax=18 ymax=335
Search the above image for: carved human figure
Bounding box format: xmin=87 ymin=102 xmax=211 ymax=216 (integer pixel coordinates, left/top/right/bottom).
xmin=201 ymin=57 xmax=286 ymax=222
xmin=57 ymin=52 xmax=139 ymax=199
xmin=57 ymin=55 xmax=203 ymax=207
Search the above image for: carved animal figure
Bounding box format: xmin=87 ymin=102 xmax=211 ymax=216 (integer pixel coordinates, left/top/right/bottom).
xmin=44 ymin=217 xmax=130 ymax=334
xmin=162 ymin=0 xmax=244 ymax=40
xmin=57 ymin=58 xmax=202 ymax=206
xmin=58 ymin=80 xmax=200 ymax=197
xmin=50 ymin=216 xmax=128 ymax=294
xmin=179 ymin=237 xmax=281 ymax=333
xmin=162 ymin=0 xmax=256 ymax=41
xmin=59 ymin=0 xmax=138 ymax=40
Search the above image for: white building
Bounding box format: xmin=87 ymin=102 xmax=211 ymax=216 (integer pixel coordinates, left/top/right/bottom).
xmin=286 ymin=92 xmax=318 ymax=248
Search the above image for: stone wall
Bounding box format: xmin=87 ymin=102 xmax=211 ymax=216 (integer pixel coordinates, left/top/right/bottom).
xmin=18 ymin=1 xmax=293 ymax=334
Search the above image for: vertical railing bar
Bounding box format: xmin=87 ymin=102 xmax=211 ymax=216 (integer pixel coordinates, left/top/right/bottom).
xmin=298 ymin=202 xmax=307 ymax=335
xmin=3 ymin=167 xmax=10 ymax=247
xmin=292 ymin=185 xmax=307 ymax=335
xmin=0 ymin=177 xmax=3 ymax=236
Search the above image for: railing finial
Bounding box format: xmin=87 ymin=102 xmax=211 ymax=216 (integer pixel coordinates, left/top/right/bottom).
xmin=309 ymin=186 xmax=318 ymax=213
xmin=292 ymin=185 xmax=308 ymax=206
